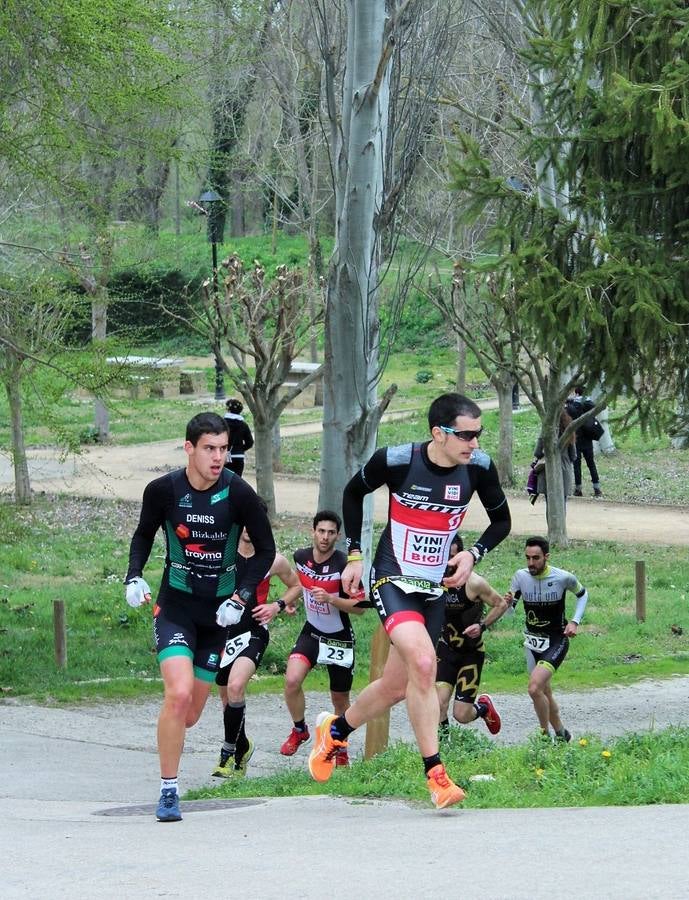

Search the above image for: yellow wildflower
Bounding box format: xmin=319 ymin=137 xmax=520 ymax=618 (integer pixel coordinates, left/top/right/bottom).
xmin=602 ymin=750 xmax=612 ymax=759
xmin=579 ymin=739 xmax=588 ymax=747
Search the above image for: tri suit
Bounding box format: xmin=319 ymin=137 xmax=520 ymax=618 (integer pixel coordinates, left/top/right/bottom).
xmin=289 ymin=547 xmax=355 ymax=693
xmin=509 ymin=565 xmax=588 ymax=674
xmin=342 ymin=442 xmax=510 ymax=643
xmin=436 ymin=583 xmax=485 ymax=704
xmin=215 ymin=555 xmax=272 ymax=686
xmin=126 ymin=467 xmax=275 ymax=681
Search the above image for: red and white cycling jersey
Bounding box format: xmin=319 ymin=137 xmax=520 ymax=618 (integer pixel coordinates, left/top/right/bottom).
xmin=293 ymin=547 xmax=350 ymax=635
xmin=343 ymin=442 xmax=510 ymax=585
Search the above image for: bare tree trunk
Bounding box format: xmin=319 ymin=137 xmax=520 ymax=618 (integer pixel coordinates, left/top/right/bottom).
xmin=455 ymin=331 xmax=466 ymax=394
xmin=493 ymin=373 xmax=515 ymax=486
xmin=318 ymin=0 xmax=392 ymax=513
xmin=541 ymin=413 xmax=568 ymax=546
xmin=253 ymin=420 xmax=276 ymax=515
xmin=271 ymin=421 xmax=282 ymax=473
xmin=6 ymin=367 xmax=31 ymax=505
xmin=92 ymin=297 xmax=109 ymax=441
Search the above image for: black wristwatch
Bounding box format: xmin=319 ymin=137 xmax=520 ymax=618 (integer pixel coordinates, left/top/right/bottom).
xmin=237 ymin=587 xmax=254 ymax=605
xmin=276 ymin=599 xmax=286 ymax=612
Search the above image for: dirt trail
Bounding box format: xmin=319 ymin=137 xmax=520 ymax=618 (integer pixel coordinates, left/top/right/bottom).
xmin=3 ymin=425 xmax=687 ymax=545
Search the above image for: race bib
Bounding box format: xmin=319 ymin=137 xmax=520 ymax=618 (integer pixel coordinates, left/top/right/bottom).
xmin=393 ymin=578 xmax=445 ymax=599
xmin=523 ymin=632 xmax=550 ymax=653
xmin=317 ymin=637 xmax=354 ymax=669
xmin=219 ymin=631 xmax=252 ymax=668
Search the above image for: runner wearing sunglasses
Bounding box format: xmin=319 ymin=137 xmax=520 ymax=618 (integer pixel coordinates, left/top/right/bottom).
xmin=307 ymin=393 xmax=511 ymax=808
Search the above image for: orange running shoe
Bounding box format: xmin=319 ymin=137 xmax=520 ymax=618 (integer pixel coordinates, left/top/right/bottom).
xmin=280 ymin=727 xmax=310 ymax=756
xmin=426 ymin=764 xmax=466 ymax=809
xmin=477 ymin=694 xmax=501 ymax=735
xmin=308 ymin=712 xmax=348 ymax=783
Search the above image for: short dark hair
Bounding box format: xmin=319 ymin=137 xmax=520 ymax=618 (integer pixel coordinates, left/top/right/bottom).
xmin=428 ymin=393 xmax=482 ymax=431
xmin=525 ymin=535 xmax=549 ymax=555
xmin=226 ymin=398 xmax=243 ymax=414
xmin=313 ymin=509 xmax=342 ymax=531
xmin=186 ymin=412 xmax=229 ymax=445
xmin=574 ymin=385 xmax=585 ymax=396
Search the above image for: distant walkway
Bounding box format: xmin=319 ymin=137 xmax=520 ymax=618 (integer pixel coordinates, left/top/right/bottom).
xmin=1 ymin=401 xmax=687 ymax=545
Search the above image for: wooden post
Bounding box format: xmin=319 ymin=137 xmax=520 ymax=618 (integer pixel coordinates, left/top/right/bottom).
xmin=53 ymin=600 xmax=67 ymax=668
xmin=363 ymin=625 xmax=391 ymax=759
xmin=635 ymin=560 xmax=646 ymax=623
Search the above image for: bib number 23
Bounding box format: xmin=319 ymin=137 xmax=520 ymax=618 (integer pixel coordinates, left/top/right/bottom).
xmin=317 ymin=638 xmax=354 ymax=668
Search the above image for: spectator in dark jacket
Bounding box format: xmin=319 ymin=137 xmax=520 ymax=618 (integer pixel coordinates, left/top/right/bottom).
xmin=224 ymin=399 xmax=254 ymax=476
xmin=566 ymin=386 xmax=602 ymax=498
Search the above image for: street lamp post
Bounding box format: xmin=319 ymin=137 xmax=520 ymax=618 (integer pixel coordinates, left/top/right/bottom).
xmin=198 ymin=189 xmax=225 ymax=401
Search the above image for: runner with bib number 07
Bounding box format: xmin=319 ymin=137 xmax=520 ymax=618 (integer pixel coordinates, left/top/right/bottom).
xmin=504 ymin=535 xmax=589 ymax=743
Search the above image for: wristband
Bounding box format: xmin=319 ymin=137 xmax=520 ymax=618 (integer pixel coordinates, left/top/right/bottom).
xmin=479 ymin=621 xmax=487 ymax=634
xmin=468 ymin=546 xmax=481 ymax=564
xmin=347 ymin=553 xmax=364 ymax=562
xmin=276 ymin=599 xmax=286 ymax=612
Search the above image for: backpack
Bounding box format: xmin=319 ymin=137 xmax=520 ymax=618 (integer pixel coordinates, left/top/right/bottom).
xmin=581 ymin=416 xmax=604 ymax=441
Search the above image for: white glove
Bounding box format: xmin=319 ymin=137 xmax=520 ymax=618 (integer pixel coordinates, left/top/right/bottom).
xmin=125 ymin=577 xmax=152 ymax=608
xmin=216 ymin=598 xmax=245 ymax=628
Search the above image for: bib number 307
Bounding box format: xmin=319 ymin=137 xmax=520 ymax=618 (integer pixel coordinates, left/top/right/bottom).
xmin=317 ymin=638 xmax=354 ymax=668
xmin=523 ymin=632 xmax=550 ymax=653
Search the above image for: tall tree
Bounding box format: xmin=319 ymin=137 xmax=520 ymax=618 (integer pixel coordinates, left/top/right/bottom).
xmin=312 ymin=0 xmax=456 ymax=516
xmin=446 ymin=0 xmax=689 ymax=540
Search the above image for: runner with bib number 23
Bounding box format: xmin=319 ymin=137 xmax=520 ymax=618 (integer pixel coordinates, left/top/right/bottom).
xmin=279 ymin=510 xmax=365 ymax=766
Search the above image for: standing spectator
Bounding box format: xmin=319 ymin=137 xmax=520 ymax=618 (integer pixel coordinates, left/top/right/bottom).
xmin=224 ymin=398 xmax=254 ymax=476
xmin=532 ymin=410 xmax=577 ymax=504
xmin=566 ymin=386 xmax=603 ymax=497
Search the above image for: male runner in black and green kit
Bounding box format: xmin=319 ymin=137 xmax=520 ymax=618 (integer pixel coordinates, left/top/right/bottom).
xmin=125 ymin=412 xmax=275 ymax=822
xmin=505 ymin=536 xmax=589 ymax=741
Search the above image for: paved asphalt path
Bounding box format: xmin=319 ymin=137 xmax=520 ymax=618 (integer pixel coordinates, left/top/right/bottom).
xmin=3 ymin=680 xmax=689 ymax=900
xmin=2 ymin=403 xmax=688 ymax=897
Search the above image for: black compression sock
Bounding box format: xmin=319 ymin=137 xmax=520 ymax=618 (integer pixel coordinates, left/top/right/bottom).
xmin=474 ymin=701 xmax=488 ymax=720
xmin=330 ymin=715 xmax=355 ymax=741
xmin=235 ymin=732 xmax=250 ymax=761
xmin=224 ymin=702 xmax=246 ymax=745
xmin=294 ymin=719 xmax=307 ymax=732
xmin=423 ymin=754 xmax=442 ymax=775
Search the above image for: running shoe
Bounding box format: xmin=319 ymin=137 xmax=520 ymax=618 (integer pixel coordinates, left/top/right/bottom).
xmin=308 ymin=712 xmax=347 ymax=783
xmin=280 ymin=726 xmax=310 ymax=756
xmin=234 ymin=738 xmax=255 ymax=776
xmin=156 ymin=788 xmax=182 ymax=822
xmin=335 ymin=748 xmax=350 ymax=767
xmin=426 ymin=764 xmax=466 ymax=809
xmin=555 ymin=728 xmax=572 ymax=742
xmin=212 ymin=752 xmax=236 ymax=779
xmin=477 ymin=694 xmax=501 ymax=735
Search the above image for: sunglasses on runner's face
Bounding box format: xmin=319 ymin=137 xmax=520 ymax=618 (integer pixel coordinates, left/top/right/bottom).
xmin=439 ymin=425 xmax=483 ymax=441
